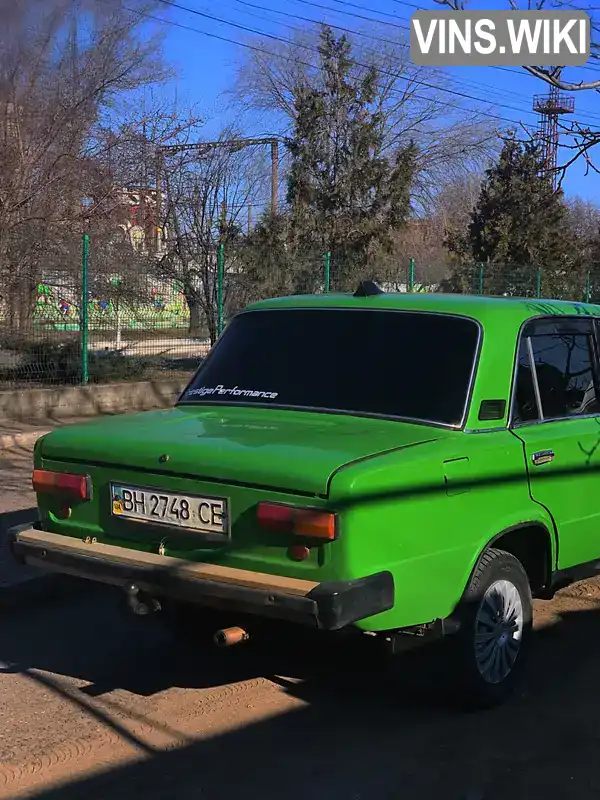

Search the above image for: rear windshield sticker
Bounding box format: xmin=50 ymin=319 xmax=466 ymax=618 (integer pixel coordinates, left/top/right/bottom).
xmin=186 ymin=385 xmax=279 ymax=400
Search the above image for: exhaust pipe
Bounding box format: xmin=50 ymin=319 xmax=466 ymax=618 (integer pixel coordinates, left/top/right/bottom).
xmin=214 ymin=626 xmax=250 ymax=648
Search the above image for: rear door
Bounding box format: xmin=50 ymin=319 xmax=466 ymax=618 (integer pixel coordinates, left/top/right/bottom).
xmin=510 ymin=315 xmax=600 ymax=570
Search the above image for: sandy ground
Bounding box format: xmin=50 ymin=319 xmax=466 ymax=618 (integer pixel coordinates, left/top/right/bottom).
xmin=2 ymin=556 xmax=600 ymax=798
xmin=89 ymin=337 xmax=210 ymax=358
xmin=1 ymin=582 xmax=600 ymax=800
xmin=0 ymin=447 xmax=36 ymax=514
xmin=4 ymin=443 xmax=600 ymax=798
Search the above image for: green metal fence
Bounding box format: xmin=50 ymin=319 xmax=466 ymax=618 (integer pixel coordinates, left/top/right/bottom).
xmin=1 ymin=237 xmax=599 ymax=389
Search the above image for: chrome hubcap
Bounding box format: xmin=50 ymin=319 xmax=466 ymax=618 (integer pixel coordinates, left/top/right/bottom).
xmin=474 ymin=579 xmax=524 ymax=684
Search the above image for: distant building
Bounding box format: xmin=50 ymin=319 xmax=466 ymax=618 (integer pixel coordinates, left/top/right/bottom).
xmin=115 ymin=186 xmax=166 ymax=255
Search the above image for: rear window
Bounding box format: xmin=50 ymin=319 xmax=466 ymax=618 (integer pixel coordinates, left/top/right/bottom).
xmin=179 ymin=308 xmax=480 ymax=426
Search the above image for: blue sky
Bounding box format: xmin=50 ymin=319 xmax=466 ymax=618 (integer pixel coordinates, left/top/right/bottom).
xmin=153 ymin=0 xmax=600 ymax=203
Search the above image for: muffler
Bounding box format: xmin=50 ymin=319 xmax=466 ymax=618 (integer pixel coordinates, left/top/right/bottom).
xmin=213 ymin=626 xmax=250 ymax=648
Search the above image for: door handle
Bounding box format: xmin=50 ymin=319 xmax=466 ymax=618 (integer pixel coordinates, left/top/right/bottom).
xmin=532 ymin=450 xmax=555 ymax=466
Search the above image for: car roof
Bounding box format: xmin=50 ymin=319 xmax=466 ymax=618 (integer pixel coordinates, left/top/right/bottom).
xmin=245 ymin=290 xmax=600 ymax=328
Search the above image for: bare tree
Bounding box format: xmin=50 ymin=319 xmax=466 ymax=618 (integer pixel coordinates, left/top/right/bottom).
xmin=385 ymin=172 xmax=483 ymax=284
xmin=157 ymin=127 xmax=270 ymax=342
xmin=566 ymin=196 xmax=600 ymax=240
xmin=0 ymin=0 xmax=169 ymax=332
xmin=432 ymin=172 xmax=483 ymax=238
xmin=562 ymin=195 xmax=600 ymax=269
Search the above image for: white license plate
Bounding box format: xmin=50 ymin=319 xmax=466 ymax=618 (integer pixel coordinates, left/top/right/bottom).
xmin=110 ymin=484 xmax=228 ymax=535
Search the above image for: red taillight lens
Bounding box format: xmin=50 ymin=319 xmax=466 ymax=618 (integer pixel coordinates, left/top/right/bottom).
xmin=257 ymin=502 xmax=293 ymax=531
xmin=257 ymin=502 xmax=337 ymax=541
xmin=32 ymin=469 xmax=90 ymax=501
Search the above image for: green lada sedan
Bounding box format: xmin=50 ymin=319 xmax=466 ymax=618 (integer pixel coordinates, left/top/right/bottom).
xmin=11 ymin=282 xmax=600 ymax=708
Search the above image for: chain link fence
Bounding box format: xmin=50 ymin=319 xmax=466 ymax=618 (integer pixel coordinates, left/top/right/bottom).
xmin=2 ymin=239 xmax=600 ymax=389
xmin=0 ymin=252 xmax=210 ymax=390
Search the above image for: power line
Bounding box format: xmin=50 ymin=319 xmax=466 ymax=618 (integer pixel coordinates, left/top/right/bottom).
xmin=293 ymin=0 xmax=530 ymax=82
xmin=390 ymin=0 xmax=600 ymax=78
xmin=155 ymin=0 xmax=537 ymax=120
xmin=293 ymin=0 xmax=600 ymax=122
xmin=122 ymin=0 xmax=596 ymax=132
xmin=288 ymin=0 xmax=600 ymax=122
xmin=234 ymin=0 xmax=543 ymax=111
xmin=330 ymin=0 xmax=413 ymax=20
xmin=156 ymin=0 xmax=304 ymax=45
xmin=237 ymin=0 xmax=401 ymax=45
xmin=157 ymin=0 xmax=600 ymax=128
xmin=290 ymin=0 xmax=408 ymax=29
xmin=302 ymin=0 xmax=600 ymax=87
xmin=325 ymin=0 xmax=600 ymax=126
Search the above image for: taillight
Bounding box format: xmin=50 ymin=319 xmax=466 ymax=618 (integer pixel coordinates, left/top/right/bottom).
xmin=257 ymin=502 xmax=337 ymax=541
xmin=32 ymin=469 xmax=91 ymax=501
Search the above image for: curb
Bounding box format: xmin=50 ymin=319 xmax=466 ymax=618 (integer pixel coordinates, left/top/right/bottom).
xmin=0 ymin=430 xmax=51 ymax=451
xmin=0 ymin=378 xmax=187 ymax=421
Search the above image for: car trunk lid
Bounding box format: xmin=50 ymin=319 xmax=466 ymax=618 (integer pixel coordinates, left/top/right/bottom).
xmin=38 ymin=406 xmax=444 ymax=497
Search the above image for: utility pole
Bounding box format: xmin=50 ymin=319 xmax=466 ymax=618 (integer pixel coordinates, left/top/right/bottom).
xmin=81 ymin=224 xmax=89 ymax=385
xmin=70 ymin=0 xmax=78 ymax=94
xmin=270 ymin=140 xmax=278 ymax=216
xmin=70 ymin=0 xmax=80 ymax=220
xmin=155 ymin=149 xmax=163 ymax=253
xmin=140 ymin=117 xmax=147 ymax=253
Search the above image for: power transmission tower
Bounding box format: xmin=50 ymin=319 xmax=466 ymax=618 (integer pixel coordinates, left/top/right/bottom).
xmin=533 ymin=75 xmax=575 ymax=190
xmin=155 ymin=137 xmax=280 ymax=252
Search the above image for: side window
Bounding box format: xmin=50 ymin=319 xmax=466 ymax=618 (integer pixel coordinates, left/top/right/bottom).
xmin=513 ymin=325 xmax=600 ymax=422
xmin=531 ymin=331 xmax=600 ymax=418
xmin=514 ymin=338 xmax=539 ymax=422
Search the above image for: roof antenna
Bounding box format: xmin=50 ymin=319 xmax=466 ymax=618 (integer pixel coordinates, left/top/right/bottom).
xmin=353 ymin=280 xmax=384 ymax=298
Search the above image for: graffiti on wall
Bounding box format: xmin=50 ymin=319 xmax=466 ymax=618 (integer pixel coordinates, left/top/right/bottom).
xmin=27 ymin=280 xmax=190 ymax=330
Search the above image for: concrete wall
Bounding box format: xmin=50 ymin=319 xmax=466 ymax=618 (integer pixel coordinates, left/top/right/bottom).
xmin=0 ymin=378 xmax=189 ymax=421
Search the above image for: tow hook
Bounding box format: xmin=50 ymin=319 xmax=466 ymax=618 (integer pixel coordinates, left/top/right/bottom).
xmin=125 ymin=584 xmax=161 ymax=616
xmin=213 ymin=626 xmax=250 ymax=648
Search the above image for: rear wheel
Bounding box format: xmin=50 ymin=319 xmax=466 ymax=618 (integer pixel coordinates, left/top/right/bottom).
xmin=449 ymin=547 xmax=533 ymax=710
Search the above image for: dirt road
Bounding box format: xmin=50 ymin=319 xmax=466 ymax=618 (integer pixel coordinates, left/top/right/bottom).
xmin=0 ymin=447 xmax=35 ymax=515
xmin=3 ymin=443 xmax=600 ymax=798
xmin=1 ymin=567 xmax=600 ymax=799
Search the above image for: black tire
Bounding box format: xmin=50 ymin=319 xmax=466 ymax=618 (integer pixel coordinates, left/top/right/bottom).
xmin=449 ymin=547 xmax=533 ymax=710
